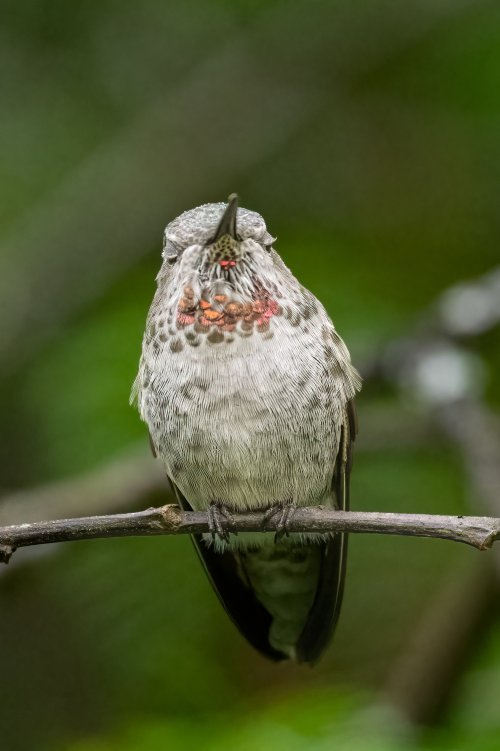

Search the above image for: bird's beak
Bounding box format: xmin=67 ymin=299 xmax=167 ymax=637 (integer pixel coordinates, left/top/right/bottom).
xmin=212 ymin=193 xmax=239 ymax=242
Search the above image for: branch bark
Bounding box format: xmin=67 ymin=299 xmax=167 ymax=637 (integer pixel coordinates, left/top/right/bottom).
xmin=1 ymin=506 xmax=499 ymax=563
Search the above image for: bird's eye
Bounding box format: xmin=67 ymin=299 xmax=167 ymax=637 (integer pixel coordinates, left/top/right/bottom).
xmin=163 ymin=240 xmax=180 ymax=265
xmin=264 ymin=244 xmax=273 ymax=253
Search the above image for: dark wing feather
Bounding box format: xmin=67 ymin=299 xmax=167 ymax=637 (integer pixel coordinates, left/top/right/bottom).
xmin=170 ymin=480 xmax=286 ymax=662
xmin=295 ymin=399 xmax=357 ymax=663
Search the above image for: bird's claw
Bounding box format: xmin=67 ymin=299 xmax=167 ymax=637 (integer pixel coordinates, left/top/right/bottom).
xmin=263 ymin=502 xmax=297 ymax=542
xmin=208 ymin=503 xmax=235 ymax=543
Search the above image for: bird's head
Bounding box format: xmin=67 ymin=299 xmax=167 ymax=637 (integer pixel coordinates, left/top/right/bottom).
xmin=156 ymin=196 xmax=288 ymax=338
xmin=161 ymin=194 xmax=276 ymax=292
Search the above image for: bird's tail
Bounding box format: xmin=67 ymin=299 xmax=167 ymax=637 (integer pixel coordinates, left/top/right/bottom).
xmin=241 ymin=541 xmax=323 ymax=659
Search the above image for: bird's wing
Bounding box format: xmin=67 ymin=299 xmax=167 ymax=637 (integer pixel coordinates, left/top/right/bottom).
xmin=295 ymin=399 xmax=357 ymax=663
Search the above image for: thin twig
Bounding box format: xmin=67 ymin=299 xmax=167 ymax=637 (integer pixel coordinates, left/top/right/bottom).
xmin=0 ymin=506 xmax=499 ymax=564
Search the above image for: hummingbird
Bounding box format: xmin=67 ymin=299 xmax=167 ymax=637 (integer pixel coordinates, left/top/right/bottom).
xmin=132 ymin=195 xmax=361 ymax=663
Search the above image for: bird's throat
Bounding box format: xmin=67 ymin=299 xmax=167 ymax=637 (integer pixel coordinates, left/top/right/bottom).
xmin=176 ymin=284 xmax=281 ymax=338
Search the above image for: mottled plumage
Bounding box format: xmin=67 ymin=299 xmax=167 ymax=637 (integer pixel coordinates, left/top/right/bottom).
xmin=132 ymin=196 xmax=361 ymax=662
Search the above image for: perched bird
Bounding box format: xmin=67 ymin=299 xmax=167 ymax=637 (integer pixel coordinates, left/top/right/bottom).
xmin=132 ymin=195 xmax=361 ymax=663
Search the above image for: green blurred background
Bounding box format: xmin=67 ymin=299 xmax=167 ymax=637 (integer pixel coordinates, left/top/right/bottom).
xmin=1 ymin=1 xmax=499 ymax=749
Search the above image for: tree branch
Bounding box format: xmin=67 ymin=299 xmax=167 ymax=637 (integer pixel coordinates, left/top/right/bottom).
xmin=0 ymin=506 xmax=499 ymax=563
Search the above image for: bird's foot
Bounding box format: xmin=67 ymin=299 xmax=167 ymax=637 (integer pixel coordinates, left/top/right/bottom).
xmin=263 ymin=501 xmax=297 ymax=542
xmin=208 ymin=502 xmax=235 ymax=544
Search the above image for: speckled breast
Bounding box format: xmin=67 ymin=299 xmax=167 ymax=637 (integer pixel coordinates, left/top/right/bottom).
xmin=143 ymin=285 xmax=340 ymax=514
